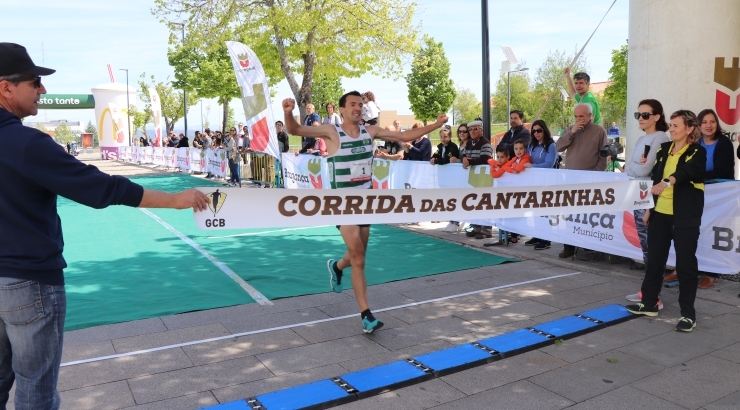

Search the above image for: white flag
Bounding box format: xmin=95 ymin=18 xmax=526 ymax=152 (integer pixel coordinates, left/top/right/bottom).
xmin=148 ymin=88 xmax=164 ymax=147
xmin=226 ymin=41 xmax=280 ymax=158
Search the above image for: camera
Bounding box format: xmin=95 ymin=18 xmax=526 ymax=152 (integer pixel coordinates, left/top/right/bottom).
xmin=600 ymin=137 xmax=624 ymax=158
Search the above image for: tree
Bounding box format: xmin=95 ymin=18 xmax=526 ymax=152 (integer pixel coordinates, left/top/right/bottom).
xmin=452 ymin=86 xmax=482 ymax=126
xmin=491 ymin=64 xmax=535 ymax=124
xmin=602 ymin=41 xmax=628 ymax=127
xmin=406 ymin=36 xmax=456 ymax=124
xmin=54 ymin=122 xmax=76 ymax=144
xmin=168 ymin=42 xmax=240 ymax=133
xmin=129 ymin=105 xmax=150 ymax=138
xmin=84 ymin=121 xmax=98 ymax=147
xmin=153 ymin=0 xmax=419 ymax=121
xmin=312 ymin=74 xmax=344 ymax=119
xmin=137 ymin=73 xmax=199 ymax=133
xmin=531 ymin=50 xmax=588 ymax=132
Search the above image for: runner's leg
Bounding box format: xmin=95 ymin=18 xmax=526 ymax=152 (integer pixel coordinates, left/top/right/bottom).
xmin=337 ymin=225 xmax=370 ymax=311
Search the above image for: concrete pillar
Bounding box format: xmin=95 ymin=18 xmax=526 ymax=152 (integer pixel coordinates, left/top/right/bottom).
xmin=91 ymin=83 xmax=137 ymax=160
xmin=627 ymin=0 xmax=740 ymax=176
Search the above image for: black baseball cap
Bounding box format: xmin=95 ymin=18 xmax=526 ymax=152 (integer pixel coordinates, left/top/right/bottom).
xmin=0 ymin=43 xmax=56 ymax=77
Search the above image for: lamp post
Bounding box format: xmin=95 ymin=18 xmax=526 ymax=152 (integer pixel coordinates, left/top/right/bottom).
xmin=171 ymin=22 xmax=188 ymax=138
xmin=481 ymin=0 xmax=491 ymax=141
xmin=506 ymin=67 xmax=528 ymax=129
xmin=119 ymin=68 xmax=131 ymax=146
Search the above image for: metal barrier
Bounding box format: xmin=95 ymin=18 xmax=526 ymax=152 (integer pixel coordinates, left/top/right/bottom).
xmin=238 ymin=152 xmax=278 ymax=187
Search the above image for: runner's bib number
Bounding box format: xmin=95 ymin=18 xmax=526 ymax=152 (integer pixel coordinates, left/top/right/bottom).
xmin=350 ymin=160 xmax=372 ymax=182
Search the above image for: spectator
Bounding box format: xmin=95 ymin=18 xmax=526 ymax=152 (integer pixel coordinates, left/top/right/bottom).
xmin=361 ymin=91 xmax=380 ymax=125
xmin=139 ymin=137 xmax=149 ymax=147
xmin=555 ymin=103 xmax=608 ymax=258
xmin=565 ymin=67 xmax=602 ymax=125
xmin=605 ymin=155 xmax=624 ymax=172
xmin=376 ymin=125 xmax=404 ymax=160
xmin=393 ymin=120 xmax=402 ymax=131
xmin=176 ymin=133 xmax=189 ymax=148
xmin=299 ymin=103 xmax=321 ymax=153
xmin=323 ymin=102 xmax=342 ymax=126
xmin=462 ymin=120 xmax=493 ymax=239
xmin=695 ymin=109 xmax=734 ymax=289
xmin=237 ymin=122 xmax=245 ymax=137
xmin=624 ymin=99 xmax=671 ymax=305
xmin=237 ymin=127 xmax=251 ymax=165
xmin=202 ymin=128 xmax=212 ymax=148
xmin=442 ymin=124 xmax=470 ymax=232
xmin=608 ymin=122 xmax=620 ymax=135
xmin=276 ymin=121 xmax=289 ymax=153
xmin=521 ymin=120 xmax=557 ymax=250
xmin=224 ymin=128 xmax=241 ymax=187
xmin=430 ymin=126 xmax=459 ymax=165
xmin=626 ymin=110 xmax=706 ymax=333
xmin=166 ymin=131 xmax=178 ymax=147
xmin=403 ymin=122 xmax=432 ymax=161
xmin=192 ymin=131 xmax=202 ymax=148
xmin=497 ymin=109 xmax=531 ymax=158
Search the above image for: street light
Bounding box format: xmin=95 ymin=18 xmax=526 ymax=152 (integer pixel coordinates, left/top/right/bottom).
xmin=119 ymin=68 xmax=131 ymax=146
xmin=506 ymin=67 xmax=528 ymax=128
xmin=171 ymin=22 xmax=188 ymax=138
xmin=480 ymin=0 xmax=491 ymax=141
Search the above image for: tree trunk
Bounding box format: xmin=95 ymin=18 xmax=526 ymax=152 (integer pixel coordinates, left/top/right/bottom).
xmin=222 ymin=99 xmax=228 ymax=133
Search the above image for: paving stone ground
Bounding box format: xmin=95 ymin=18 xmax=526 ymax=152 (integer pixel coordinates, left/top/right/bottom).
xmin=9 ymin=157 xmax=740 ymax=410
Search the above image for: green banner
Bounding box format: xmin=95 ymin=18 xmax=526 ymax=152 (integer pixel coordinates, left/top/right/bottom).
xmin=39 ymin=94 xmax=95 ymax=109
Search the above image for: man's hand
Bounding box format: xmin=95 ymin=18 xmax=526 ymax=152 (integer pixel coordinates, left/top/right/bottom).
xmin=430 ymin=158 xmax=436 ymax=165
xmin=564 ymin=66 xmax=571 ymax=76
xmin=450 ymin=157 xmax=459 ymax=163
xmin=571 ymin=123 xmax=584 ymax=134
xmin=282 ymin=98 xmax=295 ymax=112
xmin=462 ymin=157 xmax=470 ymax=169
xmin=171 ymin=189 xmax=210 ymax=212
xmin=523 ymin=163 xmax=531 ymax=168
xmin=435 ymin=113 xmax=449 ymax=125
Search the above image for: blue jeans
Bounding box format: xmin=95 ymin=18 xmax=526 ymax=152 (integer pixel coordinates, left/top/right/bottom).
xmin=0 ymin=277 xmax=66 ymax=410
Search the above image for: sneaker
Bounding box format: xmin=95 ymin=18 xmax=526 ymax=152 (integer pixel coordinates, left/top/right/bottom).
xmin=474 ymin=233 xmax=493 ymax=239
xmin=524 ymin=238 xmax=539 ymax=246
xmin=534 ymin=242 xmax=551 ymax=250
xmin=675 ymin=317 xmax=696 ymax=332
xmin=327 ymin=259 xmax=343 ymax=293
xmin=559 ymin=248 xmax=575 ymax=258
xmin=362 ymin=317 xmax=384 ymax=334
xmin=625 ymin=303 xmax=659 ymax=317
xmin=466 ymin=231 xmax=477 ymax=237
xmin=625 ymin=292 xmax=664 ymax=310
xmin=443 ymin=222 xmax=457 ymax=232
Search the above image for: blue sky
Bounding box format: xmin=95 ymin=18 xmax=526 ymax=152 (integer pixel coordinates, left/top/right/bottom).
xmin=5 ymin=0 xmax=628 ymax=130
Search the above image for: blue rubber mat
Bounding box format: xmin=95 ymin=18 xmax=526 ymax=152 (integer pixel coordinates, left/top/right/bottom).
xmin=477 ymin=329 xmax=551 ymax=354
xmin=255 ymin=379 xmax=351 ymax=409
xmin=579 ymin=304 xmax=633 ymax=323
xmin=531 ymin=316 xmax=599 ymax=338
xmin=341 ymin=360 xmax=431 ymax=396
xmin=414 ymin=344 xmax=495 ymax=375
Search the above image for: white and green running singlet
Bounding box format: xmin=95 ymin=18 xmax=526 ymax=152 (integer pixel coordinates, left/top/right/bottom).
xmin=328 ymin=124 xmax=375 ymax=189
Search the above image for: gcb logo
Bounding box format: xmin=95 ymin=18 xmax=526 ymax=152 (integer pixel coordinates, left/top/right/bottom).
xmin=205 ymin=189 xmax=227 ymax=228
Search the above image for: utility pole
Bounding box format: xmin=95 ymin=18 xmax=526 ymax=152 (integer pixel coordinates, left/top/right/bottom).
xmin=119 ymin=68 xmax=131 ymax=146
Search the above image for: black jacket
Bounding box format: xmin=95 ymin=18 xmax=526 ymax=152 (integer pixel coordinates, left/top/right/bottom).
xmin=432 ymin=142 xmax=460 ymax=165
xmin=0 ymin=108 xmax=144 ymax=285
xmin=177 ymin=136 xmax=190 ymax=148
xmin=650 ymin=141 xmax=706 ymax=228
xmin=706 ymin=135 xmax=735 ymax=180
xmin=497 ymin=126 xmax=531 ymax=157
xmin=277 ymin=131 xmax=290 ymax=153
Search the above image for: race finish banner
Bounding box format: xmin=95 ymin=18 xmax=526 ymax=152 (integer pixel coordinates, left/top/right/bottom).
xmin=193 ymin=180 xmax=652 ymax=229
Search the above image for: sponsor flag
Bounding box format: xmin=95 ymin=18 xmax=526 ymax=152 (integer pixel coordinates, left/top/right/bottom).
xmin=148 ymin=87 xmax=164 ymax=146
xmin=226 ymin=41 xmax=280 ymax=158
xmin=107 ymin=103 xmax=126 ymax=144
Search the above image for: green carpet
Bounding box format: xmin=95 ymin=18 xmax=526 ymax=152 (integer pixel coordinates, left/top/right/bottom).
xmin=59 ymin=175 xmax=518 ymax=331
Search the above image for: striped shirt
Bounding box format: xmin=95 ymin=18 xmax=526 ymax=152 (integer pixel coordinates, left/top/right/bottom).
xmin=328 ymin=124 xmax=374 ymax=189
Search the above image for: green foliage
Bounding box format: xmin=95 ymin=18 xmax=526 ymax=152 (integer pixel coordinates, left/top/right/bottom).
xmin=603 ymin=41 xmax=628 ymax=127
xmin=226 ymin=105 xmax=236 ymax=131
xmin=54 ymin=122 xmax=76 ymax=144
xmin=491 ymin=64 xmax=535 ymax=124
xmin=153 ymin=0 xmax=419 ymax=120
xmin=168 ymin=42 xmax=241 ymax=108
xmin=312 ymin=74 xmax=344 ymax=119
xmin=407 ymin=36 xmax=456 ymax=124
xmin=532 ymin=50 xmax=589 ymax=132
xmin=128 ymin=105 xmax=150 ymax=137
xmin=137 ymin=73 xmax=199 ymax=133
xmin=36 ymin=123 xmax=48 ymax=133
xmin=452 ymin=86 xmax=481 ymax=126
xmin=84 ymin=120 xmax=97 ymax=140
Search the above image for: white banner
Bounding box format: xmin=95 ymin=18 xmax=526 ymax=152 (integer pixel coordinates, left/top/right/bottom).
xmin=176 ymin=147 xmax=190 ymax=171
xmin=153 ymin=147 xmax=165 ymax=166
xmin=194 ymin=181 xmax=652 ymax=229
xmin=226 ymin=41 xmax=280 ymax=159
xmin=207 ymin=149 xmax=227 ymax=177
xmin=164 ymin=147 xmax=177 ymax=168
xmin=148 ymin=87 xmax=163 ymax=147
xmin=280 ymin=154 xmax=331 ymax=189
xmin=143 ymin=147 xmax=154 ymax=164
xmin=190 ymin=148 xmax=205 ymax=173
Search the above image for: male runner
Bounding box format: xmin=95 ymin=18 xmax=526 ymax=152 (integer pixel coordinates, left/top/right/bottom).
xmin=282 ymin=91 xmax=447 ymax=333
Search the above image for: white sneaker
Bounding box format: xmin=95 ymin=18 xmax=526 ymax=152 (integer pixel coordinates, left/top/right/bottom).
xmin=443 ymin=222 xmax=457 ymax=232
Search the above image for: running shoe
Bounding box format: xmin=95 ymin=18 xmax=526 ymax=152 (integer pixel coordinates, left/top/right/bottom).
xmin=327 ymin=259 xmax=343 ymax=293
xmin=524 ymin=238 xmax=539 ymax=246
xmin=675 ymin=317 xmax=696 ymax=332
xmin=362 ymin=317 xmax=384 ymax=334
xmin=625 ymin=303 xmax=659 ymax=317
xmin=625 ymin=292 xmax=664 ymax=310
xmin=534 ymin=242 xmax=551 ymax=250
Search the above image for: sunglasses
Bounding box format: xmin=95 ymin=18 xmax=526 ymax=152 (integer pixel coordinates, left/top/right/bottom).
xmin=4 ymin=75 xmax=42 ymax=88
xmin=532 ymin=128 xmax=544 ymax=134
xmin=457 ymin=130 xmax=469 ymax=134
xmin=634 ymin=112 xmax=654 ymax=120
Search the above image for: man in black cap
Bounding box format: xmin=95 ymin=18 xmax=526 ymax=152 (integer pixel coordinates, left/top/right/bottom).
xmin=0 ymin=43 xmax=210 ymax=410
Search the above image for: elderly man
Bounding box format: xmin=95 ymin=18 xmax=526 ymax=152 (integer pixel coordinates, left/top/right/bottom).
xmin=375 ymin=125 xmax=404 ymax=160
xmin=299 ymin=103 xmax=321 ymax=154
xmin=461 ymin=119 xmax=493 ymax=239
xmin=0 ymin=43 xmax=209 ymax=410
xmin=555 ymin=102 xmax=608 ymax=258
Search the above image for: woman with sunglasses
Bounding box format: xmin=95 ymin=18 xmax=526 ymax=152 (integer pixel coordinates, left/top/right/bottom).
xmin=624 ymin=100 xmax=670 ymax=305
xmin=442 ymin=125 xmax=470 ymax=232
xmin=521 ymin=120 xmax=557 ymax=249
xmin=626 ymin=110 xmax=706 ymax=332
